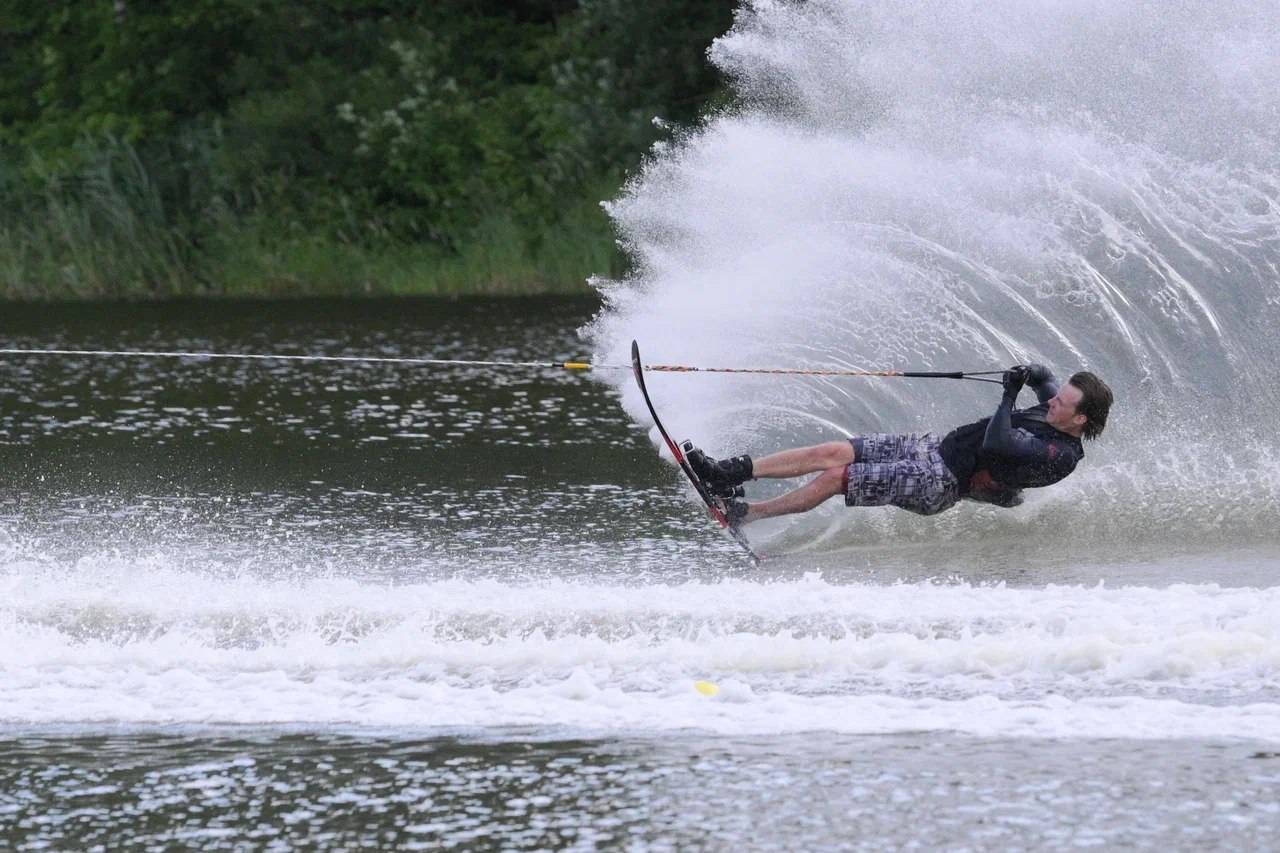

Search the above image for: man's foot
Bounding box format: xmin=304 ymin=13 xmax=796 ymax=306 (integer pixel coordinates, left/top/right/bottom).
xmin=721 ymin=497 xmax=750 ymax=529
xmin=684 ymin=444 xmax=754 ymax=496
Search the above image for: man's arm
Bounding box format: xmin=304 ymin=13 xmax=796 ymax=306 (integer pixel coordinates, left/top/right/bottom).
xmin=982 ymin=368 xmax=1055 ymax=459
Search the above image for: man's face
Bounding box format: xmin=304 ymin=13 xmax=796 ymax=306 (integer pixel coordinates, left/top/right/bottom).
xmin=1046 ymin=382 xmax=1085 ymax=433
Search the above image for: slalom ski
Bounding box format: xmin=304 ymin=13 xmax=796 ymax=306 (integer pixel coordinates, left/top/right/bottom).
xmin=631 ymin=340 xmax=761 ymax=566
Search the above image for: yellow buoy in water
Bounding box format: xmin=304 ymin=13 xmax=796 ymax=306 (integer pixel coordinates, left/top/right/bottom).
xmin=693 ymin=680 xmax=720 ymax=697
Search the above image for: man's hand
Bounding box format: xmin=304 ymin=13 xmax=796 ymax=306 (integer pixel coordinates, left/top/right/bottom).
xmin=1002 ymin=365 xmax=1030 ymax=397
xmin=1023 ymin=363 xmax=1052 ymax=387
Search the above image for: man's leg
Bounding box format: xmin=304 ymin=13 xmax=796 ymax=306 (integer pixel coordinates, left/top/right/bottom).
xmin=727 ymin=435 xmax=948 ymax=526
xmin=741 ymin=465 xmax=846 ymax=524
xmin=750 ymin=441 xmax=854 ymax=479
xmin=688 ymin=440 xmax=854 ymax=494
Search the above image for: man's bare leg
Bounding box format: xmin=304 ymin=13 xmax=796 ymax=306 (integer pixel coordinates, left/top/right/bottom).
xmin=750 ymin=441 xmax=854 ymax=479
xmin=742 ymin=466 xmax=846 ymax=524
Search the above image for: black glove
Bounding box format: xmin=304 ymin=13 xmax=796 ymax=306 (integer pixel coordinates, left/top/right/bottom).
xmin=1023 ymin=363 xmax=1052 ymax=387
xmin=1002 ymin=365 xmax=1029 ymax=398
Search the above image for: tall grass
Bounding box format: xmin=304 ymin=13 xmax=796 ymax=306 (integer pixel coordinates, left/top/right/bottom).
xmin=213 ymin=195 xmax=620 ymax=299
xmin=0 ymin=140 xmax=204 ymax=299
xmin=0 ymin=139 xmax=619 ymax=301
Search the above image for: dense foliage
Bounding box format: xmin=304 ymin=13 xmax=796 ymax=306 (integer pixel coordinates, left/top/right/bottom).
xmin=0 ymin=0 xmax=735 ymax=298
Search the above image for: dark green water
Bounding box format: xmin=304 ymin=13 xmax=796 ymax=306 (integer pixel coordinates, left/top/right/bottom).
xmin=0 ymin=297 xmax=715 ymax=579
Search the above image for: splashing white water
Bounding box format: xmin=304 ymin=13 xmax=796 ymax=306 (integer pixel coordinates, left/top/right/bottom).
xmin=3 ymin=554 xmax=1278 ymax=740
xmin=589 ymin=0 xmax=1280 ymax=548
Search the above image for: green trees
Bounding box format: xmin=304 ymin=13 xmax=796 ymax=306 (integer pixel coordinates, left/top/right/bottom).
xmin=0 ymin=0 xmax=734 ymax=298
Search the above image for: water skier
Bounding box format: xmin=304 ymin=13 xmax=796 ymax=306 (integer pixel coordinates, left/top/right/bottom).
xmin=687 ymin=365 xmax=1113 ymax=525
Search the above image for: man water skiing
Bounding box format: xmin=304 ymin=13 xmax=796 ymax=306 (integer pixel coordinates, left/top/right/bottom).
xmin=687 ymin=365 xmax=1113 ymax=525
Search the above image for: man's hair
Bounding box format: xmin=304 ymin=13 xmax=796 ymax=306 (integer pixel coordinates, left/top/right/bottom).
xmin=1068 ymin=371 xmax=1112 ymax=440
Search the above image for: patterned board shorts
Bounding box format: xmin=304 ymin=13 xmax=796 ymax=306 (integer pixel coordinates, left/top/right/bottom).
xmin=844 ymin=432 xmax=960 ymax=516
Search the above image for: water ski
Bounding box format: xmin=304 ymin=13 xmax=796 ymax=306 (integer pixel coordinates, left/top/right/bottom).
xmin=630 ymin=340 xmax=761 ymax=566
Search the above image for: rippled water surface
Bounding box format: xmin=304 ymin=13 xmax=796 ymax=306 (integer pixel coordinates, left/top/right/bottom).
xmin=4 ymin=733 xmax=1278 ymax=851
xmin=0 ymin=298 xmax=674 ymax=577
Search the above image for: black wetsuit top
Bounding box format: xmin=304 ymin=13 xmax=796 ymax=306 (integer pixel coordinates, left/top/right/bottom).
xmin=937 ymin=367 xmax=1083 ymax=507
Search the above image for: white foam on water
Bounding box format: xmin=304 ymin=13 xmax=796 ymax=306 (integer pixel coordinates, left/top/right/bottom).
xmin=4 ymin=557 xmax=1277 ymax=740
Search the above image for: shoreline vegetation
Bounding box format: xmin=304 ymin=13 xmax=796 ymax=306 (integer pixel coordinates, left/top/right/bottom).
xmin=0 ymin=2 xmax=734 ymax=301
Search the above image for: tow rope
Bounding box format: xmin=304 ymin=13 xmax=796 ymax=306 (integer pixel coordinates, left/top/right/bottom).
xmin=0 ymin=348 xmax=1007 ymax=383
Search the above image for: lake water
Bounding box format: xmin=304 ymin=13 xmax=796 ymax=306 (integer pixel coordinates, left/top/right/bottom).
xmin=2 ymin=298 xmax=1277 ymax=849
